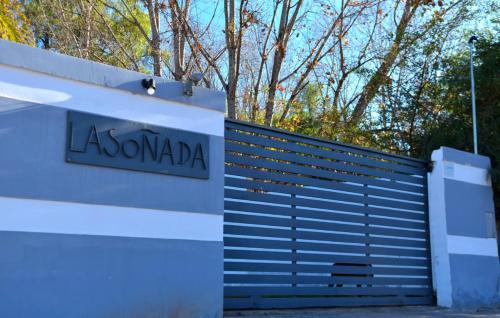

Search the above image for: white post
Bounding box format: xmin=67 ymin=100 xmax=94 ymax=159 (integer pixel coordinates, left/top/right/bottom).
xmin=428 ymin=147 xmax=499 ymax=309
xmin=468 ymin=36 xmax=478 ymax=155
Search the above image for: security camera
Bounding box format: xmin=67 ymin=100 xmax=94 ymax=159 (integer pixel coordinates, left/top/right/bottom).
xmin=189 ymin=72 xmax=204 ymax=85
xmin=184 ymin=72 xmax=204 ymax=96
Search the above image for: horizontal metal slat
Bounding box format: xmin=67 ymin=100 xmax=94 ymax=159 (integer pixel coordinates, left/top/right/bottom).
xmin=224 ymin=225 xmax=429 ymax=248
xmin=224 ymin=262 xmax=431 ymax=276
xmin=224 ymin=189 xmax=426 ymax=225
xmin=224 ymin=129 xmax=425 ymax=176
xmin=225 ymin=120 xmax=427 ymax=167
xmin=224 ymin=286 xmax=432 ymax=297
xmin=226 ymin=187 xmax=426 ymax=222
xmin=224 ymin=201 xmax=426 ymax=230
xmin=224 ymin=274 xmax=431 ymax=286
xmin=224 ymin=250 xmax=430 ymax=267
xmin=226 ymin=141 xmax=425 ymax=185
xmin=224 ymin=212 xmax=426 ymax=240
xmin=225 ymin=176 xmax=425 ymax=212
xmin=224 ymin=295 xmax=433 ymax=309
xmin=224 ymin=237 xmax=428 ymax=258
xmin=225 ymin=166 xmax=425 ymax=203
xmin=226 ymin=153 xmax=425 ymax=194
xmin=225 ymin=189 xmax=426 ymax=223
xmin=225 ymin=122 xmax=426 ymax=171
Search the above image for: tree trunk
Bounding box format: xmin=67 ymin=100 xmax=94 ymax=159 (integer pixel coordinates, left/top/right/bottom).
xmin=263 ymin=0 xmax=302 ymax=126
xmin=81 ymin=1 xmax=93 ymax=59
xmin=146 ymin=0 xmax=161 ymax=76
xmin=225 ymin=0 xmax=239 ymax=119
xmin=349 ymin=0 xmax=418 ymax=125
xmin=170 ymin=0 xmax=190 ymax=81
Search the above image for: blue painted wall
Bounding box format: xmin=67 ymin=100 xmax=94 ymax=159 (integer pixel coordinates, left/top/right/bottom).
xmin=0 ymin=41 xmax=225 ymax=318
xmin=449 ymin=254 xmax=500 ymax=308
xmin=0 ymin=231 xmax=223 ymax=318
xmin=0 ymin=98 xmax=224 ymax=215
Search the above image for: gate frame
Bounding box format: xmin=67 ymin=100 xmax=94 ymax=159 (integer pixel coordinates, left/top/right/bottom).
xmin=223 ymin=118 xmax=434 ymax=310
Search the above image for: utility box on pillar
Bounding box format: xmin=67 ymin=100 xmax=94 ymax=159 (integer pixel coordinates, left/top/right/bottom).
xmin=428 ymin=146 xmax=500 ymax=309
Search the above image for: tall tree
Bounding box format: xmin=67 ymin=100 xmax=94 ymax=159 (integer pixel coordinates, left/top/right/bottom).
xmin=168 ymin=0 xmax=190 ymax=80
xmin=263 ymin=0 xmax=303 ymax=125
xmin=224 ymin=0 xmax=245 ymax=119
xmin=0 ymin=0 xmax=33 ymax=45
xmin=349 ymin=0 xmax=421 ymax=126
xmin=144 ymin=0 xmax=162 ymax=76
xmin=17 ymin=0 xmax=480 ymax=133
xmin=25 ymin=0 xmax=152 ymax=70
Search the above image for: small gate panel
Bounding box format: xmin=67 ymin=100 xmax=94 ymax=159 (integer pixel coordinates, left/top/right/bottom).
xmin=224 ymin=120 xmax=433 ymax=309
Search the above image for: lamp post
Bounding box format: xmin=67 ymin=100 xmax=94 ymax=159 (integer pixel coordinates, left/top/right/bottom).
xmin=468 ymin=35 xmax=478 ymax=155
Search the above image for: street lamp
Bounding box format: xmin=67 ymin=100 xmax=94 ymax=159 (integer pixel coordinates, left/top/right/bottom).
xmin=468 ymin=35 xmax=478 ymax=155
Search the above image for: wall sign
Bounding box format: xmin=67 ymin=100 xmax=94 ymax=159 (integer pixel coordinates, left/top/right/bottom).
xmin=66 ymin=111 xmax=209 ymax=179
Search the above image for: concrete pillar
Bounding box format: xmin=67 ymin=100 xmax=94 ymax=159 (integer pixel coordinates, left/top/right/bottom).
xmin=0 ymin=40 xmax=225 ymax=317
xmin=428 ymin=146 xmax=499 ymax=308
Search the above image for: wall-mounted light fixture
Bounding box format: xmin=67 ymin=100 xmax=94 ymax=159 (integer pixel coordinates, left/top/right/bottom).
xmin=184 ymin=73 xmax=203 ymax=96
xmin=142 ymin=78 xmax=156 ymax=95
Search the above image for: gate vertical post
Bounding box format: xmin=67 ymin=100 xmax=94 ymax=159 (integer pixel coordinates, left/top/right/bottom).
xmin=364 ymin=184 xmax=372 ymax=288
xmin=291 ymin=192 xmax=297 ymax=287
xmin=428 ymin=147 xmax=499 ymax=309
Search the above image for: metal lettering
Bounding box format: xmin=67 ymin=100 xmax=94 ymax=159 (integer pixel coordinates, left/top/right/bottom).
xmin=192 ymin=143 xmax=207 ymax=169
xmin=159 ymin=138 xmax=175 ymax=165
xmin=142 ymin=129 xmax=159 ymax=162
xmin=121 ymin=139 xmax=140 ymax=158
xmin=85 ymin=124 xmax=102 ymax=154
xmin=103 ymin=128 xmax=120 ymax=157
xmin=66 ymin=111 xmax=209 ymax=179
xmin=178 ymin=142 xmax=191 ymax=165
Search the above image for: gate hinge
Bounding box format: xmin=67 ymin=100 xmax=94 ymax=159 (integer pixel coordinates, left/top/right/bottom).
xmin=425 ymin=161 xmax=434 ymax=172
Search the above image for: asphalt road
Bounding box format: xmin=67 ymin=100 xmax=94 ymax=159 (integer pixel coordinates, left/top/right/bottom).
xmin=224 ymin=306 xmax=500 ymax=318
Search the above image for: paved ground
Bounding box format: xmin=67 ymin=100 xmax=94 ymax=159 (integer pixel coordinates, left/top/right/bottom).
xmin=225 ymin=306 xmax=500 ymax=318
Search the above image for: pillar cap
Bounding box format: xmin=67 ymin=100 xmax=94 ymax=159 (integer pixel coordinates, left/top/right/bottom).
xmin=431 ymin=146 xmax=491 ymax=169
xmin=0 ymin=39 xmax=226 ymax=113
